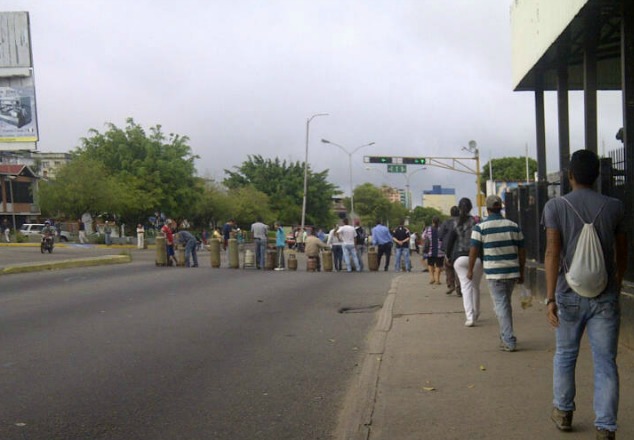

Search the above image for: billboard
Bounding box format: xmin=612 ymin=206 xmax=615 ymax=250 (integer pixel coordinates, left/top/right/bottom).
xmin=0 ymin=12 xmax=38 ymax=150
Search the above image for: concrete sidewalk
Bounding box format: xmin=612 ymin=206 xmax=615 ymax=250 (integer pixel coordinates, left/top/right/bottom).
xmin=339 ymin=273 xmax=634 ymax=440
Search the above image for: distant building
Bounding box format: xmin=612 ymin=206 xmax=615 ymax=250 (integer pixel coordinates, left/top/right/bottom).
xmin=380 ymin=186 xmax=403 ymax=205
xmin=422 ymin=185 xmax=456 ymax=215
xmin=31 ymin=152 xmax=72 ymax=179
xmin=0 ymin=151 xmax=71 ymax=179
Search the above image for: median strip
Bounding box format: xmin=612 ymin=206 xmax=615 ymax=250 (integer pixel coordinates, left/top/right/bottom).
xmin=0 ymin=255 xmax=132 ymax=275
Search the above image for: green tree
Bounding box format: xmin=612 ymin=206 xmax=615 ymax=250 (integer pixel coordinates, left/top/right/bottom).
xmin=72 ymin=118 xmax=200 ymax=224
xmin=38 ymin=157 xmax=130 ymax=219
xmin=224 ymin=155 xmax=338 ymax=227
xmin=407 ymin=206 xmax=446 ymax=235
xmin=481 ymin=157 xmax=538 ymax=193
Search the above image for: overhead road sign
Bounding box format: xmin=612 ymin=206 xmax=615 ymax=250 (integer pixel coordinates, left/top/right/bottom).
xmin=387 ymin=165 xmax=407 ymax=173
xmin=402 ymin=157 xmax=426 ymax=165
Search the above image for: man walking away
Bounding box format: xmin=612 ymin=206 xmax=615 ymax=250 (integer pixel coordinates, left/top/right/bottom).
xmin=469 ymin=195 xmax=525 ymax=352
xmin=439 ymin=206 xmax=460 ymax=295
xmin=543 ymin=149 xmax=627 ymax=439
xmin=371 ymin=219 xmax=393 ymax=271
xmin=250 ymin=217 xmax=269 ymax=270
xmin=392 ymin=219 xmax=411 ymax=272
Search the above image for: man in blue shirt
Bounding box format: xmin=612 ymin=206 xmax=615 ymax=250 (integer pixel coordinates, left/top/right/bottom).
xmin=371 ymin=219 xmax=393 ymax=272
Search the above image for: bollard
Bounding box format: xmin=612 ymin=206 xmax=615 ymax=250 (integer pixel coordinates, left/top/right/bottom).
xmin=265 ymin=248 xmax=276 ymax=270
xmin=155 ymin=235 xmax=167 ymax=266
xmin=307 ymin=256 xmax=317 ymax=272
xmin=244 ymin=249 xmax=256 ymax=269
xmin=228 ymin=238 xmax=239 ymax=269
xmin=367 ymin=246 xmax=378 ymax=271
xmin=177 ymin=245 xmax=186 ymax=267
xmin=322 ymin=250 xmax=333 ymax=272
xmin=209 ymin=238 xmax=221 ymax=268
xmin=287 ymin=253 xmax=298 ymax=271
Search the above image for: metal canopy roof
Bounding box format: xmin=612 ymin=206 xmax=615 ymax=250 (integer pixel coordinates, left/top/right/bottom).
xmin=513 ymin=0 xmax=622 ymax=92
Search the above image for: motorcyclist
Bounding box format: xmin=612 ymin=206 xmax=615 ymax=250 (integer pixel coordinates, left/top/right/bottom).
xmin=41 ymin=221 xmax=56 ymax=242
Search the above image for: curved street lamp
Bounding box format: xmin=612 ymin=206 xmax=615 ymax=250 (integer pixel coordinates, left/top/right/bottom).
xmin=321 ymin=139 xmax=375 ymax=219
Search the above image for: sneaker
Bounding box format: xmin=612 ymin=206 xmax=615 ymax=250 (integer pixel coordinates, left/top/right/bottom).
xmin=446 ymin=288 xmax=455 ymax=295
xmin=551 ymin=407 xmax=573 ymax=431
xmin=596 ymin=428 xmax=616 ymax=440
xmin=464 ymin=320 xmax=474 ymax=327
xmin=499 ymin=344 xmax=516 ymax=352
xmin=274 ymin=267 xmax=285 ymax=271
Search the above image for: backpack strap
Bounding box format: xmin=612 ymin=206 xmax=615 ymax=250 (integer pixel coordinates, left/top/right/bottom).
xmin=561 ymin=197 xmax=606 ymax=225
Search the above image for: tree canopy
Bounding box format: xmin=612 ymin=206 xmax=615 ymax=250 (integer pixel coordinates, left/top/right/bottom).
xmin=224 ymin=155 xmax=338 ymax=227
xmin=480 ymin=156 xmax=538 ymax=192
xmin=40 ymin=119 xmax=200 ymax=228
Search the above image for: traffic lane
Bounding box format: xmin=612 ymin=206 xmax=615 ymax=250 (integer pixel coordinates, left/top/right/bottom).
xmin=0 ymin=265 xmax=393 ymax=440
xmin=0 ymin=244 xmax=148 ymax=267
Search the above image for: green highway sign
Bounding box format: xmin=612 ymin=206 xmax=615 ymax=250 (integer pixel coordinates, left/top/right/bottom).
xmin=387 ymin=164 xmax=407 ymax=173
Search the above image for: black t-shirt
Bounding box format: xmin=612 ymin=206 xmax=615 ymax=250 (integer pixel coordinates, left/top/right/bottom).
xmin=392 ymin=226 xmax=410 ymax=249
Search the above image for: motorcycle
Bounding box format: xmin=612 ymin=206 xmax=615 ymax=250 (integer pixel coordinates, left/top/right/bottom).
xmin=41 ymin=234 xmax=54 ymax=254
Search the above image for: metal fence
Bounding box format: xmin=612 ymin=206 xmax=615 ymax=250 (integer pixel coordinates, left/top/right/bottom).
xmin=503 ymin=147 xmax=632 ymax=280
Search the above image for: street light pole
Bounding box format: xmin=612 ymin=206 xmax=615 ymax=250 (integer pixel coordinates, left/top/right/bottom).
xmin=462 ymin=140 xmax=482 ymax=217
xmin=5 ymin=176 xmax=16 ymax=232
xmin=301 ymin=113 xmax=328 ymax=235
xmin=321 ymin=139 xmax=375 ymax=220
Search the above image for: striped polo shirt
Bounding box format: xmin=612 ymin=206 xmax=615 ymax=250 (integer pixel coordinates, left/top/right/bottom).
xmin=470 ymin=213 xmax=524 ymax=279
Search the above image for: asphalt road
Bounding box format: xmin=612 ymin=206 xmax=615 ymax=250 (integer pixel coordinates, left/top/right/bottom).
xmin=0 ymin=248 xmax=393 ymax=440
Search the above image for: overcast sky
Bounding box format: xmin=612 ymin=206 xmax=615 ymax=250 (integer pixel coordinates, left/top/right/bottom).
xmin=3 ymin=0 xmax=624 ymax=206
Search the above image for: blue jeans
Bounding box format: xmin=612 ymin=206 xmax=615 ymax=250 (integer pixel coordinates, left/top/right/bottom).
xmin=553 ymin=292 xmax=620 ymax=431
xmin=332 ymin=245 xmax=343 ymax=271
xmin=255 ymin=239 xmax=267 ymax=268
xmin=355 ymin=244 xmax=365 ymax=271
xmin=487 ymin=279 xmax=517 ymax=348
xmin=394 ymin=247 xmax=410 ymax=271
xmin=185 ymin=239 xmax=198 ymax=267
xmin=342 ymin=244 xmax=360 ymax=272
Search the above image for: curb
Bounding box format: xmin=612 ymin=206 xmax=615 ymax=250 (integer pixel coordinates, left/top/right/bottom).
xmin=334 ymin=276 xmax=401 ymax=440
xmin=0 ymin=254 xmax=132 ymax=275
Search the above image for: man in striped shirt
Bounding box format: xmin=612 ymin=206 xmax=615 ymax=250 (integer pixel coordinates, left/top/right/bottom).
xmin=467 ymin=194 xmax=525 ymax=352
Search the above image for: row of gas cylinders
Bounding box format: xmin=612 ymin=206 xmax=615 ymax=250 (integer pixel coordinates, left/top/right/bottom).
xmin=154 ymin=236 xmax=382 ymax=271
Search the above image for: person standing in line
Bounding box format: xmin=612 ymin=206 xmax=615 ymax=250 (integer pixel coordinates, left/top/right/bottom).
xmin=543 ymin=150 xmax=627 ymax=439
xmin=2 ymin=218 xmax=10 ymax=243
xmin=337 ymin=218 xmax=361 ymax=272
xmin=469 ymin=195 xmax=525 ymax=352
xmin=305 ymin=228 xmax=328 ymax=271
xmin=104 ymin=221 xmax=112 ymax=246
xmin=409 ymin=230 xmax=418 ymax=254
xmin=274 ymin=222 xmax=286 ymax=270
xmin=327 ymin=223 xmax=343 ymax=271
xmin=250 ymin=216 xmax=269 ymax=270
xmin=175 ymin=230 xmax=199 ymax=267
xmin=78 ymin=218 xmax=87 ymax=244
xmin=371 ymin=219 xmax=393 ymax=271
xmin=439 ymin=206 xmax=461 ymax=295
xmin=161 ymin=219 xmax=178 ymax=266
xmin=354 ymin=219 xmax=367 ymax=271
xmin=392 ymin=219 xmax=411 ymax=272
xmin=222 ymin=219 xmax=235 ymax=251
xmin=422 ymin=216 xmax=445 ymax=285
xmin=445 ymin=197 xmax=482 ymax=327
xmin=136 ymin=223 xmax=145 ymax=249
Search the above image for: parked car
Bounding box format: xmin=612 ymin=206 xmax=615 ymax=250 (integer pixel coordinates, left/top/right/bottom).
xmin=19 ymin=224 xmax=72 ymax=242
